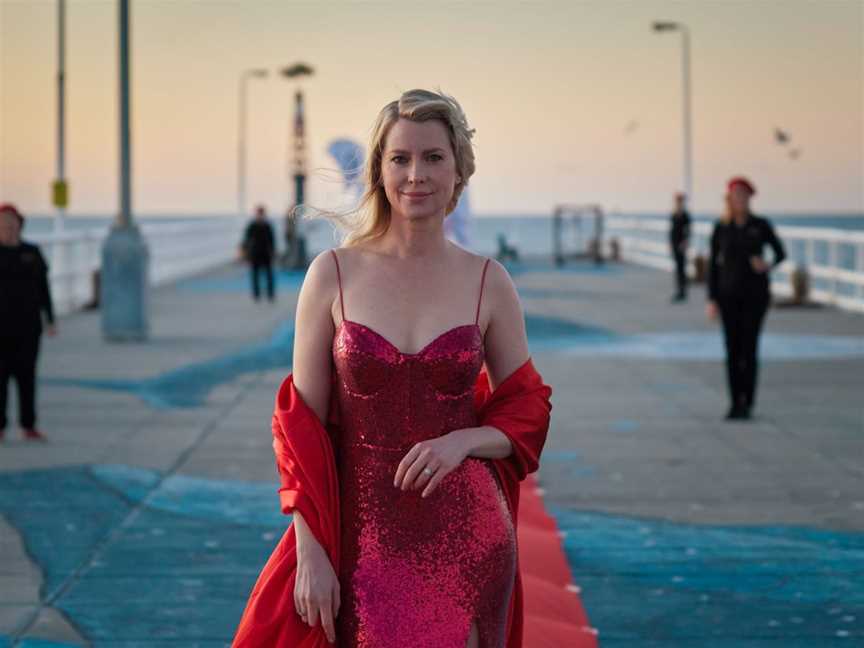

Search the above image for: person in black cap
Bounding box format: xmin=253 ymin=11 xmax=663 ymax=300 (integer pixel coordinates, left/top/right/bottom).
xmin=0 ymin=203 xmax=56 ymax=442
xmin=706 ymin=178 xmax=786 ymax=420
xmin=241 ymin=204 xmax=277 ymax=302
xmin=669 ymin=192 xmax=691 ymax=302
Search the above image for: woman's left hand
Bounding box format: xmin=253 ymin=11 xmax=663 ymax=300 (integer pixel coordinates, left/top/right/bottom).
xmin=750 ymin=256 xmax=769 ymax=274
xmin=394 ymin=432 xmax=469 ymax=498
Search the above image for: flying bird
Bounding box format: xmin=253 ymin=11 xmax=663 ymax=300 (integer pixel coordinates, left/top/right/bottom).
xmin=624 ymin=120 xmax=640 ymax=135
xmin=774 ymin=128 xmax=790 ymax=145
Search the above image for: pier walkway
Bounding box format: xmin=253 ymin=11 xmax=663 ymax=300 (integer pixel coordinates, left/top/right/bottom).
xmin=1 ymin=256 xmax=861 ymax=647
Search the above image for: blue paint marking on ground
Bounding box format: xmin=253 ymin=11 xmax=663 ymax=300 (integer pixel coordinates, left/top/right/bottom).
xmin=524 ymin=314 xmax=617 ymax=349
xmin=39 ymin=313 xmax=607 ymax=409
xmin=3 ymin=464 xmax=861 ymax=645
xmin=42 ymin=306 xmax=864 ymax=413
xmin=91 ymin=464 xmax=286 ymax=527
xmin=0 ymin=641 xmax=82 ymax=648
xmin=0 ymin=465 xmax=286 ymax=646
xmin=557 ymin=331 xmax=864 ymax=360
xmin=175 ymin=267 xmax=307 ymax=294
xmin=609 ymin=419 xmax=640 ymax=433
xmin=0 ymin=468 xmax=864 ymax=648
xmin=43 ymin=319 xmax=295 ymax=408
xmin=549 ymin=505 xmax=864 ymax=644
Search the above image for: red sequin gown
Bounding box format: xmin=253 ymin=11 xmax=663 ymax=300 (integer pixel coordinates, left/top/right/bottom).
xmin=329 ymin=250 xmax=516 ymax=648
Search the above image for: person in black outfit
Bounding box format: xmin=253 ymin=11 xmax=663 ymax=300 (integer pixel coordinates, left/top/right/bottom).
xmin=0 ymin=203 xmax=56 ymax=442
xmin=242 ymin=205 xmax=276 ymax=302
xmin=706 ymin=178 xmax=786 ymax=421
xmin=669 ymin=192 xmax=691 ymax=302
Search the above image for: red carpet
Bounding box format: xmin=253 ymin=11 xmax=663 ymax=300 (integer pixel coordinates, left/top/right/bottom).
xmin=519 ymin=475 xmax=598 ymax=647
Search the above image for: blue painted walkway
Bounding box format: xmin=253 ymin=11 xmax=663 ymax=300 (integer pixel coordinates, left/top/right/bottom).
xmin=1 ymin=260 xmax=861 ymax=646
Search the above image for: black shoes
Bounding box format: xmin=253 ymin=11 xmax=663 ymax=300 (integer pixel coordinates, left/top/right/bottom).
xmin=725 ymin=404 xmax=752 ymax=421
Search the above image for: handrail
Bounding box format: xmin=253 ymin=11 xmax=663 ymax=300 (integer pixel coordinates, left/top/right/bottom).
xmin=605 ymin=214 xmax=864 ymax=313
xmin=28 ymin=218 xmax=257 ymax=316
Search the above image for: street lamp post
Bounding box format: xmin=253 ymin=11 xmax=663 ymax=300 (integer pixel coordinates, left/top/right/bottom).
xmin=279 ymin=63 xmax=314 ymax=269
xmin=653 ymin=21 xmax=693 ymax=203
xmin=280 ymin=63 xmax=314 ymax=209
xmin=101 ymin=0 xmax=149 ymax=340
xmin=54 ymin=0 xmax=67 ymax=235
xmin=237 ymin=68 xmax=268 ymax=218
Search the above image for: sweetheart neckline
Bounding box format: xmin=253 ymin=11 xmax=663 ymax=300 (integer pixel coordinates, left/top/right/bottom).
xmin=337 ymin=319 xmax=482 ymax=357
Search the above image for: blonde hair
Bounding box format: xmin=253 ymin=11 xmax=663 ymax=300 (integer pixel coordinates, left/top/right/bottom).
xmin=306 ymin=89 xmax=476 ymax=248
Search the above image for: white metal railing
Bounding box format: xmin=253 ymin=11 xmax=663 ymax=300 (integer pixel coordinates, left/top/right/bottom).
xmin=30 ymin=218 xmax=254 ymax=316
xmin=605 ymin=215 xmax=864 ymax=313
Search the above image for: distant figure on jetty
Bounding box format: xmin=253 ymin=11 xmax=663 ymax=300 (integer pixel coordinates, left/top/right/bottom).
xmin=706 ymin=177 xmax=786 ymax=420
xmin=0 ymin=203 xmax=56 ymax=442
xmin=496 ymin=233 xmax=520 ymax=263
xmin=241 ymin=205 xmax=276 ymax=302
xmin=669 ymin=192 xmax=691 ymax=302
xmin=283 ymin=208 xmax=308 ymax=270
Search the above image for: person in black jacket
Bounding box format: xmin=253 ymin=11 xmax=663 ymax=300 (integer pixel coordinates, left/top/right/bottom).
xmin=241 ymin=205 xmax=276 ymax=302
xmin=706 ymin=178 xmax=786 ymax=420
xmin=669 ymin=192 xmax=691 ymax=302
xmin=0 ymin=203 xmax=56 ymax=442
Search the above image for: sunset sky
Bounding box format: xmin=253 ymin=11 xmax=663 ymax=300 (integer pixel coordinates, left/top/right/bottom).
xmin=1 ymin=0 xmax=861 ymax=217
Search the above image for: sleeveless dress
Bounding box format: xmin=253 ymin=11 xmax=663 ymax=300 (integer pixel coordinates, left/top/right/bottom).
xmin=329 ymin=250 xmax=517 ymax=648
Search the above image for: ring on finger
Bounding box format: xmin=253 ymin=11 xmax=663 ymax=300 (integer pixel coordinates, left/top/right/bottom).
xmin=422 ymin=466 xmax=435 ymax=476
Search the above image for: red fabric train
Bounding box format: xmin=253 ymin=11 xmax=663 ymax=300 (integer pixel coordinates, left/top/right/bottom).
xmin=232 ymin=357 xmax=552 ymax=647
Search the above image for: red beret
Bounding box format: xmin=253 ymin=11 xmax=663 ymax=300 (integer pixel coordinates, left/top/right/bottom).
xmin=727 ymin=176 xmax=756 ymax=196
xmin=0 ymin=202 xmax=24 ymax=225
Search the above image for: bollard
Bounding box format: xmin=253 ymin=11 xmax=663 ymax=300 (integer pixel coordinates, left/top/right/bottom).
xmin=692 ymin=254 xmax=706 ymax=283
xmin=791 ymin=264 xmax=809 ymax=304
xmin=84 ymin=269 xmax=100 ymax=310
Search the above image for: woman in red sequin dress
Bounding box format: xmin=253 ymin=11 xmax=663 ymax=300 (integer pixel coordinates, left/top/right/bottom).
xmin=290 ymin=89 xmax=542 ymax=648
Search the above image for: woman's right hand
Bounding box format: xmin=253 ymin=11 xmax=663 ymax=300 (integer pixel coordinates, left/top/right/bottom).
xmin=705 ymin=300 xmax=719 ymax=321
xmin=294 ymin=519 xmax=340 ymax=644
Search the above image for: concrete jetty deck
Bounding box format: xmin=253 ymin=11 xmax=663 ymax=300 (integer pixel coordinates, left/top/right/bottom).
xmin=1 ymin=257 xmax=861 ymax=647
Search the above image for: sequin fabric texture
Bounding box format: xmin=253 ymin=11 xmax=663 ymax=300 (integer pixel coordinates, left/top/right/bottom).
xmin=332 ymin=318 xmax=517 ymax=648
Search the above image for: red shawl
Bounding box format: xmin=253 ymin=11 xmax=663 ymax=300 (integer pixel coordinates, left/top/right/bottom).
xmin=232 ymin=357 xmax=552 ymax=647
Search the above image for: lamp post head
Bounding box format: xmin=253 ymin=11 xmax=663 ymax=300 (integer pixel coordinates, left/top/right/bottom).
xmin=652 ymin=21 xmax=680 ymax=32
xmin=281 ymin=62 xmax=315 ymax=79
xmin=249 ymin=68 xmax=269 ymax=78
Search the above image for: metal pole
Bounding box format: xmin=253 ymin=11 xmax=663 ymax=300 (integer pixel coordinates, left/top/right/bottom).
xmin=118 ymin=0 xmax=131 ymax=228
xmin=102 ymin=0 xmax=148 ymax=340
xmin=238 ymin=73 xmax=247 ymax=217
xmin=681 ymin=26 xmax=693 ymax=204
xmin=55 ymin=0 xmax=66 ymax=236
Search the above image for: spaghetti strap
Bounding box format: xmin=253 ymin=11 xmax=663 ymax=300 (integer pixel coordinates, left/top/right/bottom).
xmin=475 ymin=257 xmax=491 ymax=326
xmin=330 ymin=249 xmax=345 ymax=322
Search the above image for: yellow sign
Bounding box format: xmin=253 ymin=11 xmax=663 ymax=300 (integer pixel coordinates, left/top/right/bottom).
xmin=52 ymin=180 xmax=68 ymax=208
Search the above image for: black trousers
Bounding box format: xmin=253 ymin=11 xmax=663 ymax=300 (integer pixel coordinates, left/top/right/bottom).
xmin=672 ymin=246 xmax=687 ymax=296
xmin=0 ymin=331 xmax=41 ymax=429
xmin=250 ymin=260 xmax=275 ymax=301
xmin=717 ymin=293 xmax=769 ymax=409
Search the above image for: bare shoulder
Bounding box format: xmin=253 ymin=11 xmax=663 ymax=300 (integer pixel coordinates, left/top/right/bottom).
xmin=303 ymin=248 xmax=339 ymax=288
xmin=298 ymin=248 xmax=341 ymax=318
xmin=482 ymin=258 xmax=521 ymax=311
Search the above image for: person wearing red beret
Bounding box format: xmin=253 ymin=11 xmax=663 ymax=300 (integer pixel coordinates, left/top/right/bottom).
xmin=0 ymin=203 xmax=56 ymax=442
xmin=705 ymin=178 xmax=786 ymax=420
